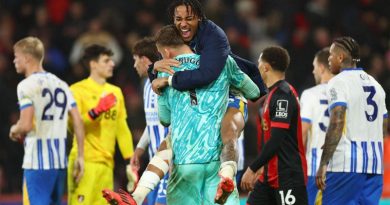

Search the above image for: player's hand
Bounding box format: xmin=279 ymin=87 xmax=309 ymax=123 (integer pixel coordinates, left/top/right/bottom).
xmin=126 ymin=164 xmax=139 ymax=192
xmin=95 ymin=93 xmax=117 ymax=113
xmin=152 ymin=77 xmax=169 ymax=95
xmin=254 ymin=166 xmax=264 ymax=179
xmin=315 ymin=164 xmax=327 ymax=191
xmin=89 ymin=93 xmax=117 ymax=119
xmin=153 ymin=59 xmax=179 ymax=75
xmin=130 ymin=148 xmax=145 ymax=171
xmin=241 ymin=167 xmax=256 ymax=191
xmin=9 ymin=125 xmax=25 ymax=143
xmin=73 ymin=156 xmax=84 ymax=184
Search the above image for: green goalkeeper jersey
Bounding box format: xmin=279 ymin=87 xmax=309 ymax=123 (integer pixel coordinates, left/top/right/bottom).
xmin=158 ymin=53 xmax=259 ymax=164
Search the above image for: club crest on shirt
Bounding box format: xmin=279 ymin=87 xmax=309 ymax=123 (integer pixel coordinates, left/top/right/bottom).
xmin=275 ymin=100 xmax=288 ymax=118
xmin=77 ymin=195 xmax=84 ymax=202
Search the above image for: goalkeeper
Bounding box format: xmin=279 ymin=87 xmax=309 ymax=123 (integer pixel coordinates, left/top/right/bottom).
xmin=68 ymin=44 xmax=134 ymax=205
xmin=103 ymin=25 xmax=260 ymax=205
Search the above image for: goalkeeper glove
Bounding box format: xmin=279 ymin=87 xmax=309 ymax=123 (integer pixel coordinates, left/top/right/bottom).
xmin=126 ymin=164 xmax=139 ymax=193
xmin=88 ymin=93 xmax=117 ymax=120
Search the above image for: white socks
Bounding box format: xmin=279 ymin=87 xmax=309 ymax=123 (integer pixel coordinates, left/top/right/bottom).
xmin=132 ymin=148 xmax=173 ymax=204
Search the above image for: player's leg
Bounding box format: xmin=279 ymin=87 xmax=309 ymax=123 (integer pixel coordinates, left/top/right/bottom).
xmin=103 ymin=137 xmax=172 ymax=205
xmin=235 ymin=132 xmax=245 ymax=186
xmin=143 ymin=187 xmax=158 ymax=205
xmin=216 ymin=93 xmax=247 ymax=204
xmin=132 ymin=138 xmax=171 ymax=204
xmin=166 ymin=163 xmax=204 ymax=205
xmin=155 ymin=174 xmax=169 ymax=205
xmin=23 ymin=169 xmax=59 ymax=205
xmin=306 ymin=176 xmax=318 ymax=205
xmin=246 ymin=181 xmax=277 ymax=205
xmin=142 ymin=174 xmax=168 ymax=205
xmin=51 ymin=169 xmax=66 ymax=205
xmin=320 ymin=172 xmax=364 ymax=205
xmin=69 ymin=157 xmax=113 ymax=205
xmin=205 ymin=161 xmax=239 ymax=205
xmin=359 ymin=174 xmax=382 ymax=205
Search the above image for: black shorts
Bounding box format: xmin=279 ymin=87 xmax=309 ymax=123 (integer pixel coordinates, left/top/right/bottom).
xmin=247 ymin=181 xmax=308 ymax=205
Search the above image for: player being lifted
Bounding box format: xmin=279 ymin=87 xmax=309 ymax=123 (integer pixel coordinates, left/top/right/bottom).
xmin=103 ymin=24 xmax=260 ymax=205
xmin=104 ymin=0 xmax=266 ymax=204
xmin=151 ymin=0 xmax=266 ymax=202
xmin=10 ymin=37 xmax=84 ymax=205
xmin=316 ymin=37 xmax=388 ymax=204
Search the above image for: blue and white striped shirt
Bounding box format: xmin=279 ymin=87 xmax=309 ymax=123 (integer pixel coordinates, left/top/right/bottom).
xmin=143 ymin=79 xmax=169 ymax=158
xmin=17 ymin=72 xmax=75 ymax=170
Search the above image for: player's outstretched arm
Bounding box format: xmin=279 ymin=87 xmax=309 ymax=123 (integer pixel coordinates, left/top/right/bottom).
xmin=232 ymin=74 xmax=260 ymax=100
xmin=226 ymin=57 xmax=260 ymax=100
xmin=69 ymin=106 xmax=85 ymax=184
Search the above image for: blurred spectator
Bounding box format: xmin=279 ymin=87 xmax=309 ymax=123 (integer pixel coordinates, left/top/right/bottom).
xmin=69 ymin=18 xmax=123 ymax=65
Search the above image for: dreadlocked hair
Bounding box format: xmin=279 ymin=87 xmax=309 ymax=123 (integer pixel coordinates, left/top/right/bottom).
xmin=168 ymin=0 xmax=206 ymax=22
xmin=333 ymin=36 xmax=360 ymax=63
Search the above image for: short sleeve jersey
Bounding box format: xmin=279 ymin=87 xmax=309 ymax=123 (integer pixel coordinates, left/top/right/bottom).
xmin=326 ymin=68 xmax=387 ymax=174
xmin=17 ymin=72 xmax=75 ymax=170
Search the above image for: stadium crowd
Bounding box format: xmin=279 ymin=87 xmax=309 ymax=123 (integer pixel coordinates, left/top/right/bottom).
xmin=0 ymin=0 xmax=389 ymax=196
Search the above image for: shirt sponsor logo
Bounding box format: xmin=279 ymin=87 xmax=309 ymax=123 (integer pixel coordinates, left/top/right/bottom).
xmin=275 ymin=100 xmax=288 ymax=118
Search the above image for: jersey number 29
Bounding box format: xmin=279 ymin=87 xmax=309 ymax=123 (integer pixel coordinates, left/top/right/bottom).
xmin=41 ymin=88 xmax=67 ymax=120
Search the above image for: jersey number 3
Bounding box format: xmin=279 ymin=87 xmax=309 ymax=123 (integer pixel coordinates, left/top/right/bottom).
xmin=363 ymin=86 xmax=378 ymax=122
xmin=41 ymin=88 xmax=67 ymax=120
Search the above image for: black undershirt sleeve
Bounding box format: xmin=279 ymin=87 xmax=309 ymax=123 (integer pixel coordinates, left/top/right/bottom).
xmin=249 ymin=127 xmax=289 ymax=172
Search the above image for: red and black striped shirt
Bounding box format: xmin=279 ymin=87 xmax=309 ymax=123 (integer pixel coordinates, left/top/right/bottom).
xmin=250 ymin=80 xmax=307 ymax=189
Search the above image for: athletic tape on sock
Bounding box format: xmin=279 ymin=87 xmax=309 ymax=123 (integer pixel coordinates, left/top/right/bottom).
xmin=137 ymin=171 xmax=161 ymax=190
xmin=157 ymin=149 xmax=172 ymax=161
xmin=150 ymin=155 xmax=169 ymax=173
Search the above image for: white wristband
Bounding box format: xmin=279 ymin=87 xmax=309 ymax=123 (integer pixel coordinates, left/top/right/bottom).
xmin=168 ymin=76 xmax=173 ymax=86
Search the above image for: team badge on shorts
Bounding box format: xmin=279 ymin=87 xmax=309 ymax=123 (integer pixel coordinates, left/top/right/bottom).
xmin=78 ymin=195 xmax=84 ymax=202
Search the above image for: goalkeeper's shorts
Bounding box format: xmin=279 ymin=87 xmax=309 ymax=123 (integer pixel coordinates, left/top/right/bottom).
xmin=228 ymin=89 xmax=248 ymax=122
xmin=67 ymin=157 xmax=113 ymax=205
xmin=167 ymin=161 xmax=239 ymax=205
xmin=23 ymin=169 xmax=66 ymax=205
